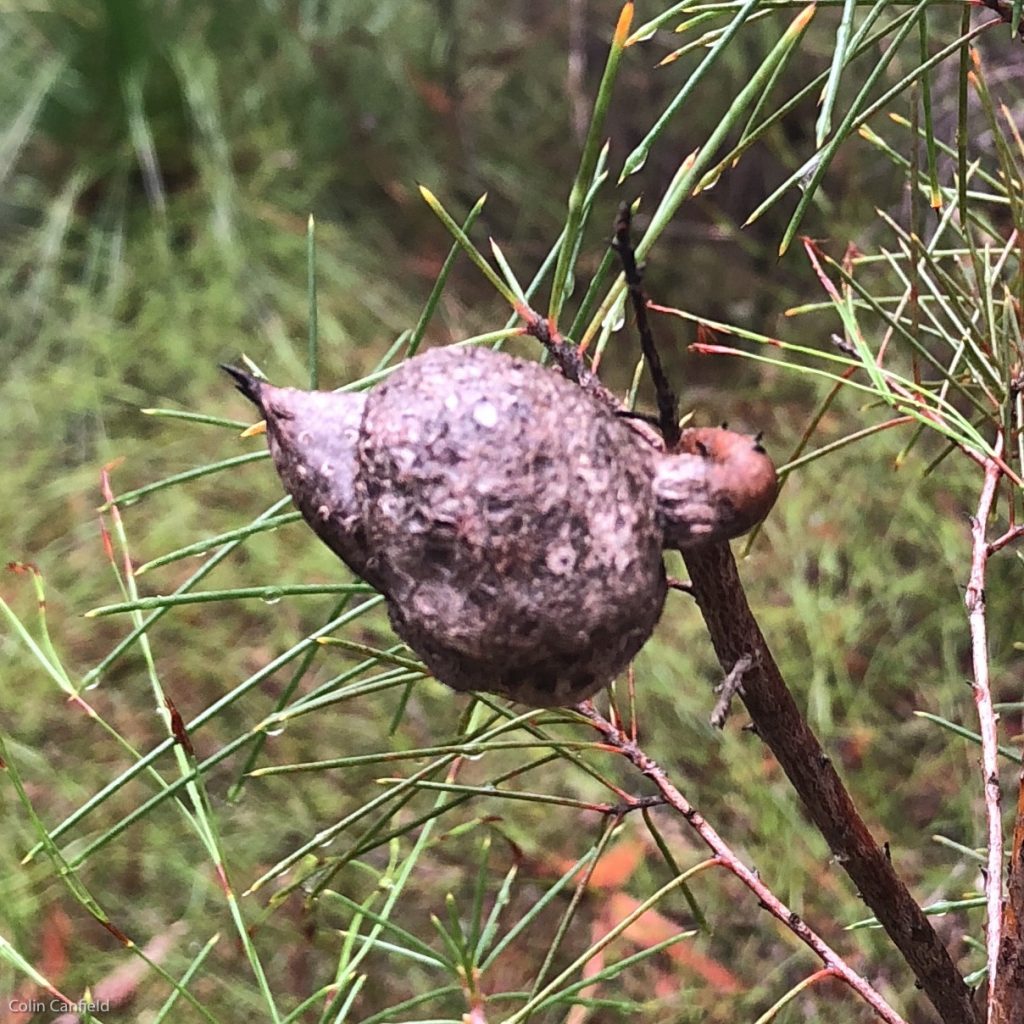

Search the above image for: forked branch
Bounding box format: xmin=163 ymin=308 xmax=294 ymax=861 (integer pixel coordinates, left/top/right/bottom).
xmin=682 ymin=541 xmax=979 ymax=1024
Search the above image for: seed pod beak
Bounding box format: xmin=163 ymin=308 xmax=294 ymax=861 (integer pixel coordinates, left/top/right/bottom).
xmin=220 ymin=364 xmax=265 ymax=410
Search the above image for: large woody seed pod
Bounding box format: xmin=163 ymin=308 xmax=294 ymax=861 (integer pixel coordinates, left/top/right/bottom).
xmin=223 ymin=345 xmax=778 ymax=707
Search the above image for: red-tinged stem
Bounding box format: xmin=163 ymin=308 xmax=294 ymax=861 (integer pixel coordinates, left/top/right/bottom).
xmin=577 ymin=703 xmax=910 ymax=1024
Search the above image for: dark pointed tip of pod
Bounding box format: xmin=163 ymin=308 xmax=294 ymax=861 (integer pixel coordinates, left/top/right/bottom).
xmin=220 ymin=364 xmax=265 ymax=410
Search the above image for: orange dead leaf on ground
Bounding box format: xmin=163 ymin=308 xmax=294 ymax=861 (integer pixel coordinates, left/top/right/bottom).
xmin=545 ymin=832 xmax=741 ymax=996
xmin=381 ymin=179 xmax=412 ymax=205
xmin=37 ymin=908 xmax=71 ymax=983
xmin=584 ymin=838 xmax=645 ymax=890
xmin=546 ymin=835 xmax=645 ymax=890
xmin=603 ymin=891 xmax=742 ymax=993
xmin=760 ymin=749 xmax=782 ymax=779
xmin=565 ymin=918 xmax=608 ymax=1024
xmin=837 ymin=726 xmax=874 ymax=771
xmin=404 ymin=250 xmax=447 ymax=279
xmin=48 ymin=922 xmax=187 ymax=1024
xmin=844 ymin=647 xmax=871 ymax=682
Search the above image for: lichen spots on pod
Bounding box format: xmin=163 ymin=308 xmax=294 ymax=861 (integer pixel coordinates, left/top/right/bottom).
xmin=471 ymin=399 xmax=499 ymax=428
xmin=222 ymin=346 xmax=778 ymax=706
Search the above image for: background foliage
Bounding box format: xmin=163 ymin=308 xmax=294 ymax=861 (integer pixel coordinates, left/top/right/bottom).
xmin=2 ymin=2 xmax=1024 ymax=1022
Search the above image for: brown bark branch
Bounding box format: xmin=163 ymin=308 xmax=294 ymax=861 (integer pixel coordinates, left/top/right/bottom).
xmin=681 ymin=541 xmax=980 ymax=1024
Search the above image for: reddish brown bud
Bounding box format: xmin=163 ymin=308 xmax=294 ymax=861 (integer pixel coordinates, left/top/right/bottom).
xmin=656 ymin=427 xmax=779 ymax=549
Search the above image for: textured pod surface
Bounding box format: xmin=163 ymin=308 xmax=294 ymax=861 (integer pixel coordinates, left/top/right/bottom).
xmin=226 ymin=344 xmax=779 ymax=707
xmin=357 ymin=346 xmax=667 ymax=707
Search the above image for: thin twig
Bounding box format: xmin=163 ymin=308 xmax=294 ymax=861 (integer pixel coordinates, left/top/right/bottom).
xmin=611 ymin=204 xmax=681 ymax=448
xmin=576 ymin=703 xmax=909 ymax=1024
xmin=973 ymin=0 xmax=1024 ymax=39
xmin=965 ymin=432 xmax=1005 ymax=1022
xmin=988 ymin=524 xmax=1024 ymax=556
xmin=515 ymin=302 xmax=622 ymax=412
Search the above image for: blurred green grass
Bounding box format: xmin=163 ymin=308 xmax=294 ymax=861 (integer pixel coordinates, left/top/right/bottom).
xmin=2 ymin=2 xmax=1023 ymax=1022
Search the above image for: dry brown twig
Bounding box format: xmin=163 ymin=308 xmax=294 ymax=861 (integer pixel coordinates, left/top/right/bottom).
xmin=576 ymin=701 xmax=909 ymax=1024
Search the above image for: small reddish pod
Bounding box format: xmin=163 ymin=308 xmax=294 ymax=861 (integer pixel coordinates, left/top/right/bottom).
xmin=224 ymin=345 xmax=777 ymax=707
